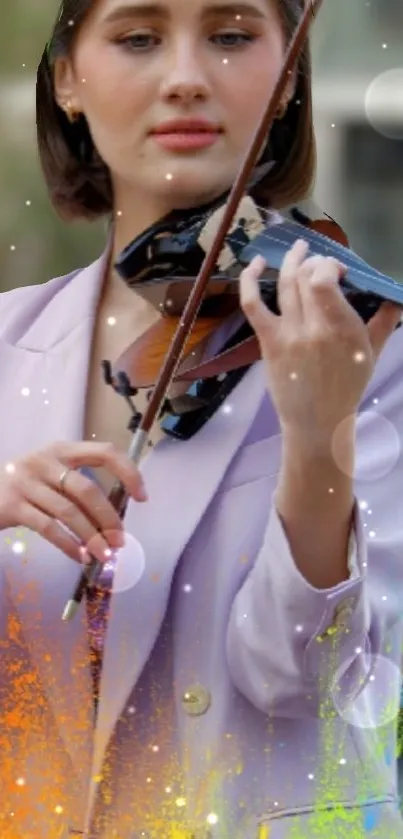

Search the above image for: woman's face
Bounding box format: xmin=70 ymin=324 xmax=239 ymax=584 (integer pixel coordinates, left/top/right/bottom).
xmin=55 ymin=0 xmax=293 ymax=213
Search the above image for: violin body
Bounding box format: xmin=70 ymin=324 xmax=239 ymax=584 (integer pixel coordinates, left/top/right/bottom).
xmin=113 ymin=190 xmax=403 ymax=396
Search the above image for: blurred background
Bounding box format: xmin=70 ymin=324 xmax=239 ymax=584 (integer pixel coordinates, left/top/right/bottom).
xmin=0 ymin=0 xmax=403 ymax=291
xmin=0 ymin=0 xmax=403 ymax=805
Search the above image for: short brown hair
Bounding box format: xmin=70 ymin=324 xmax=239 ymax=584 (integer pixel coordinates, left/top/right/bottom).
xmin=37 ymin=0 xmax=316 ymax=220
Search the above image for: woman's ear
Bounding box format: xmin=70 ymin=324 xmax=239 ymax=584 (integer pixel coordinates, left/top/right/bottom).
xmin=53 ymin=55 xmax=81 ymax=113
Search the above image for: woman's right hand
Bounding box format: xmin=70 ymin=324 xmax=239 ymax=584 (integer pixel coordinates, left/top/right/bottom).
xmin=0 ymin=441 xmax=148 ymax=564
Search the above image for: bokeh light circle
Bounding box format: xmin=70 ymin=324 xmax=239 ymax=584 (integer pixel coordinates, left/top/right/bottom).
xmin=85 ymin=530 xmax=146 ymax=594
xmin=365 ymin=69 xmax=403 ymax=141
xmin=331 ymin=652 xmax=401 ymax=729
xmin=331 ymin=411 xmax=400 ymax=481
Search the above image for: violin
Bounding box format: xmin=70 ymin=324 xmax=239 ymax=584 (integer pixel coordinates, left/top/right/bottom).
xmin=62 ymin=0 xmax=403 ymax=620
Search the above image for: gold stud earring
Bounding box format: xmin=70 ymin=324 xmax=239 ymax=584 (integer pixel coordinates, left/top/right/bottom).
xmin=64 ymin=99 xmax=81 ymax=123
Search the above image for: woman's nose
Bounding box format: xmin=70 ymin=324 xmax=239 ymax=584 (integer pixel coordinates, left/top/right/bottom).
xmin=160 ymin=45 xmax=211 ymax=103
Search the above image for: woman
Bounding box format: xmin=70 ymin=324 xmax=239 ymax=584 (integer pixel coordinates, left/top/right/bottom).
xmin=1 ymin=0 xmax=403 ymax=837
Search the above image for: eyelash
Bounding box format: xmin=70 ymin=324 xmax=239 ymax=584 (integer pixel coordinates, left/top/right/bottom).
xmin=116 ymin=30 xmax=257 ymax=53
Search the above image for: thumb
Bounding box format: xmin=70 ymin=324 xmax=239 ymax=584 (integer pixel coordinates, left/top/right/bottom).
xmin=366 ymin=302 xmax=403 ymax=358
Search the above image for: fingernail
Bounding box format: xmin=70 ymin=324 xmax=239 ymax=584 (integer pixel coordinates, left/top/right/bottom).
xmin=109 ymin=531 xmax=125 ymax=548
xmin=138 ymin=480 xmax=148 ymax=502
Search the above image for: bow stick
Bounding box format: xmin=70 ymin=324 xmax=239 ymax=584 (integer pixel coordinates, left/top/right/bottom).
xmin=62 ymin=0 xmax=323 ymax=621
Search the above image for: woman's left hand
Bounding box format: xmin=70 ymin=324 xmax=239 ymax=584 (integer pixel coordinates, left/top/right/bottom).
xmin=239 ymin=239 xmax=402 ymax=443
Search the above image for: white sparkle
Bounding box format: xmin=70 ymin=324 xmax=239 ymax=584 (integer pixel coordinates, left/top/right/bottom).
xmin=151 ymin=745 xmax=159 ymax=752
xmin=25 ymin=200 xmax=31 ymax=206
xmin=307 ymin=773 xmax=314 ymax=780
xmin=222 ymin=58 xmax=229 ymax=64
xmin=165 ymin=173 xmax=174 ymax=181
xmin=42 ymin=388 xmax=47 ymax=394
xmin=382 ymin=595 xmax=387 ymax=601
xmin=165 ymin=786 xmax=172 ymax=793
xmin=369 ymin=674 xmax=375 ymax=681
xmin=289 ymin=371 xmax=298 ymax=380
xmin=359 ymin=500 xmax=368 ymax=510
xmin=182 ymin=584 xmax=192 ymax=593
xmin=355 ymin=647 xmax=363 ymax=654
xmin=16 ymin=777 xmax=26 ymax=786
xmin=5 ymin=463 xmax=15 ymax=474
xmin=339 ymin=758 xmax=347 ymax=765
xmin=116 ymin=210 xmax=123 ymax=217
xmin=328 ymin=487 xmax=334 ymax=494
xmin=382 ymin=43 xmax=388 ymax=49
xmin=368 ymin=530 xmax=376 ymax=539
xmin=128 ymin=706 xmax=136 ymax=714
xmin=107 ymin=316 xmax=117 ymax=326
xmin=10 ymin=245 xmax=16 ymax=251
xmin=207 ymin=813 xmax=219 ymax=825
xmin=353 ymin=351 xmax=366 ymax=364
xmin=12 ymin=541 xmax=26 ymax=555
xmin=222 ymin=404 xmax=233 ymax=414
xmin=372 ymin=398 xmax=379 ymax=404
xmin=21 ymin=387 xmax=30 ymax=397
xmin=295 ymin=624 xmax=303 ymax=633
xmin=362 ymin=561 xmax=368 ymax=568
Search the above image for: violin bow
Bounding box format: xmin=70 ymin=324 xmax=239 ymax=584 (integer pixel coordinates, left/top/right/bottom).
xmin=62 ymin=0 xmax=324 ymax=620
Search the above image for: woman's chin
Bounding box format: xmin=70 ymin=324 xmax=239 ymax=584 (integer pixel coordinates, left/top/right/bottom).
xmin=154 ymin=174 xmax=231 ymax=210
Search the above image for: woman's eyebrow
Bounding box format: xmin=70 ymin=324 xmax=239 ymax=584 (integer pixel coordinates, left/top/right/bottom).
xmin=102 ymin=2 xmax=267 ymax=25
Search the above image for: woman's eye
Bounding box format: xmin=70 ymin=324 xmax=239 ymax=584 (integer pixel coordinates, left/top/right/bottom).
xmin=210 ymin=31 xmax=256 ymax=48
xmin=117 ymin=32 xmax=160 ymax=51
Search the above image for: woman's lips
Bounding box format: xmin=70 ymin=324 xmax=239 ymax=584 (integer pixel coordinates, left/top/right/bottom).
xmin=151 ymin=131 xmax=221 ymax=151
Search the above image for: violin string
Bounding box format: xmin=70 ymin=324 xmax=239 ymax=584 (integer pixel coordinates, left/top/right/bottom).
xmin=156 ymin=201 xmax=389 ymax=288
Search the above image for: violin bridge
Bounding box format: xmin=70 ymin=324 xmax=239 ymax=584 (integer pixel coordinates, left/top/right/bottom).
xmin=198 ymin=195 xmax=266 ymax=272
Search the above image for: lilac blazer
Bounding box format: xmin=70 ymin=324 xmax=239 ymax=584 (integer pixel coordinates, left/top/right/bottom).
xmin=0 ymin=249 xmax=403 ymax=839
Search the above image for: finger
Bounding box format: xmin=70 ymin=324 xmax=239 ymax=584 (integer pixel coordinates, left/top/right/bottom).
xmin=299 ymin=257 xmax=348 ymax=322
xmin=22 ymin=483 xmax=116 ymax=563
xmin=48 ymin=467 xmax=125 ymax=538
xmin=18 ymin=501 xmax=83 ymax=564
xmin=47 ymin=442 xmax=148 ymax=502
xmin=240 ymin=255 xmax=277 ymax=335
xmin=277 ymin=239 xmax=309 ymax=319
xmin=366 ymin=302 xmax=403 ymax=358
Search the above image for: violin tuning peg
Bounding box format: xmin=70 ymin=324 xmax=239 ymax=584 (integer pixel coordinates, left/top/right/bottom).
xmin=116 ymin=371 xmax=138 ymax=398
xmin=101 ymin=359 xmax=114 ymax=386
xmin=127 ymin=411 xmax=142 ymax=433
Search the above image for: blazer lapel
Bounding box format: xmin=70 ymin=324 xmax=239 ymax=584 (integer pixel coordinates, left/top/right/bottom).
xmin=0 ymin=251 xmax=109 ymax=775
xmin=88 ymin=360 xmax=266 ymax=809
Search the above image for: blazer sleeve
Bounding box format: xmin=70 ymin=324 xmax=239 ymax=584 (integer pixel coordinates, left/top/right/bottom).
xmin=225 ymin=499 xmax=379 ymax=717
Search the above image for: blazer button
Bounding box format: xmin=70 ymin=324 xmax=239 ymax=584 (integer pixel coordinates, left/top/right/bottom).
xmin=182 ymin=685 xmax=211 ymax=716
